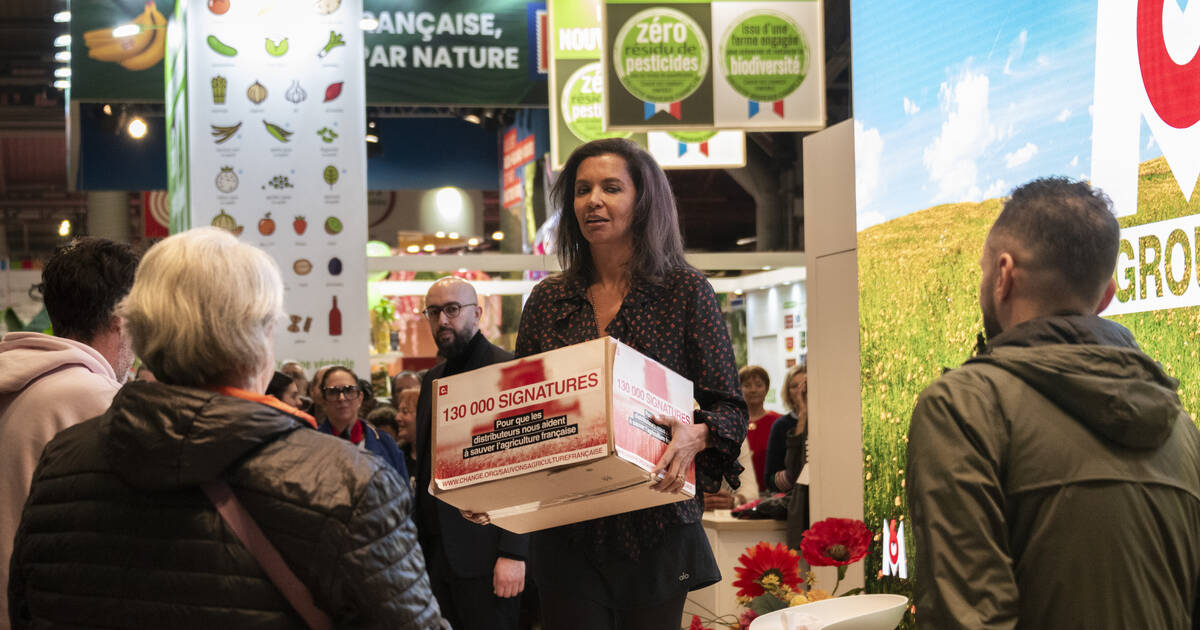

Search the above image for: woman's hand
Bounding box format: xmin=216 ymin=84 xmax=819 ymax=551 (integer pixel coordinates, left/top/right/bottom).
xmin=460 ymin=509 xmax=490 ymax=525
xmin=703 ymin=490 xmax=736 ymax=510
xmin=773 ymin=469 xmax=796 ymax=492
xmin=649 ymin=414 xmax=709 ymax=494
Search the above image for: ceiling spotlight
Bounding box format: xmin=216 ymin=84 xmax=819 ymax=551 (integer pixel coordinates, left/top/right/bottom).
xmin=111 ymin=24 xmax=140 ymax=38
xmin=733 ymin=289 xmax=744 ymax=295
xmin=368 ymin=121 xmax=376 ymax=129
xmin=102 ymin=104 xmax=112 ymax=115
xmin=435 ymin=231 xmax=446 ymax=238
xmin=405 ymin=244 xmax=420 ymax=253
xmin=448 ymin=232 xmax=460 ymax=239
xmin=360 ymin=16 xmax=379 ymax=30
xmin=58 ymin=219 xmax=71 ymax=237
xmin=127 ymin=116 xmax=148 ymax=139
xmin=435 ymin=187 xmax=464 ymax=220
xmin=365 ymin=134 xmax=379 ymax=143
xmin=463 ymin=114 xmax=481 ymax=125
xmin=53 ymin=79 xmax=70 ymax=90
xmin=491 ymin=231 xmax=504 ymax=241
xmin=467 ymin=237 xmax=480 ymax=247
xmin=54 ymin=34 xmax=71 ymax=47
xmin=422 ymin=244 xmax=436 ymax=252
xmin=54 ymin=67 xmax=71 ymax=78
xmin=53 ymin=11 xmax=71 ymax=22
xmin=54 ymin=51 xmax=71 ymax=62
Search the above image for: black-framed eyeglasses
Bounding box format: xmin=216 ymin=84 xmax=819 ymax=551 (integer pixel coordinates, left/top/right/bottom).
xmin=321 ymin=385 xmax=361 ymax=400
xmin=423 ymin=302 xmax=476 ymax=320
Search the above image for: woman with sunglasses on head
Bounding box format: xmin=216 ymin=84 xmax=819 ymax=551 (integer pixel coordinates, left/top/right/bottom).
xmin=511 ymin=138 xmax=748 ymax=628
xmin=317 ymin=365 xmax=409 ymax=478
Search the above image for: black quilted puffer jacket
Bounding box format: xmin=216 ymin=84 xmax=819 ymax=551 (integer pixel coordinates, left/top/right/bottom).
xmin=8 ymin=381 xmax=443 ymax=630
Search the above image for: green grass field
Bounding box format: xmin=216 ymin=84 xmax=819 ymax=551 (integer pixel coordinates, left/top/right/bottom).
xmin=857 ymin=158 xmax=1200 ymax=627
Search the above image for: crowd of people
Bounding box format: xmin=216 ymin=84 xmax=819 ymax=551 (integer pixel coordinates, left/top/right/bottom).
xmin=1 ymin=138 xmax=1198 ymax=630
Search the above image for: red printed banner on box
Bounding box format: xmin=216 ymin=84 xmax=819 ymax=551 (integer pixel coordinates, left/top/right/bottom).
xmin=611 ymin=342 xmax=695 ymax=493
xmin=434 ymin=340 xmax=610 ymax=490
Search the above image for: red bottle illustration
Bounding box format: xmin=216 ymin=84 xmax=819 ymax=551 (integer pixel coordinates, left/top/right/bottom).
xmin=329 ymin=296 xmax=342 ymax=336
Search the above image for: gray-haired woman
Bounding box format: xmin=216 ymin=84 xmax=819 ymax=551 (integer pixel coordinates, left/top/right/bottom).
xmin=8 ymin=228 xmax=441 ymax=629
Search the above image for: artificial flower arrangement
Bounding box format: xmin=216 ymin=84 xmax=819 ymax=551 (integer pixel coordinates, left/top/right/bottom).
xmin=686 ymin=517 xmax=873 ymax=630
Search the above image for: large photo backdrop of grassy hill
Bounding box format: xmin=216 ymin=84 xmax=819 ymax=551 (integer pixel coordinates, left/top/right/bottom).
xmin=857 ymin=158 xmax=1200 ymax=626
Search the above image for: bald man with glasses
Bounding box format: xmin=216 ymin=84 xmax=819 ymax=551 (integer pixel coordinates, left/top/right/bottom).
xmin=414 ymin=276 xmax=529 ymax=630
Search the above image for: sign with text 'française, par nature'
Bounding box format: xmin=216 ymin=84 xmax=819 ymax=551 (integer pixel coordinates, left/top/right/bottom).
xmin=363 ymin=0 xmax=548 ymax=106
xmin=602 ymin=0 xmax=825 ymax=132
xmin=166 ymin=0 xmax=369 ymax=375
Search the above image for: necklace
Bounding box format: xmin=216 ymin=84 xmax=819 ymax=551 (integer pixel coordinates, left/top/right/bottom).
xmin=586 ymin=281 xmax=628 ymax=337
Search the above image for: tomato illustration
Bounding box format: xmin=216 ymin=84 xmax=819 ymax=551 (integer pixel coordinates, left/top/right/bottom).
xmin=293 ymin=216 xmax=307 ymax=235
xmin=208 ymin=0 xmax=230 ymax=15
xmin=258 ymin=212 xmax=275 ymax=236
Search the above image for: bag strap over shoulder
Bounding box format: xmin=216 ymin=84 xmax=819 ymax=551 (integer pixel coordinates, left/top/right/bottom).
xmin=201 ymin=481 xmax=334 ymax=630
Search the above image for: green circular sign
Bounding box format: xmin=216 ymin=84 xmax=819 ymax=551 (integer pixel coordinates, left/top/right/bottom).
xmin=721 ymin=11 xmax=808 ymax=102
xmin=667 ymin=130 xmax=717 ymax=144
xmin=562 ymin=63 xmax=632 ymax=142
xmin=613 ymin=8 xmax=709 ymax=104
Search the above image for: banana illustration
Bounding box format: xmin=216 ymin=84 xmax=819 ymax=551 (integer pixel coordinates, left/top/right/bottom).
xmin=118 ymin=4 xmax=166 ymax=70
xmin=86 ymin=4 xmax=153 ymax=61
xmin=83 ymin=2 xmax=165 ymax=69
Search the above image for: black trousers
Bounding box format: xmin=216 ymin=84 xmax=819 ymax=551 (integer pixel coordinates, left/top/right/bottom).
xmin=539 ymin=589 xmax=687 ymax=630
xmin=429 ymin=542 xmax=521 ymax=630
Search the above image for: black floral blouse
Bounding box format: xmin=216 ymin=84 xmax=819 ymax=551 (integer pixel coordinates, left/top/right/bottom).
xmin=515 ymin=267 xmax=748 ymax=558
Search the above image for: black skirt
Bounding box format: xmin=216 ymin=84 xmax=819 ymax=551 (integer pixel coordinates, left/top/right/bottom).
xmin=531 ymin=520 xmax=720 ymax=609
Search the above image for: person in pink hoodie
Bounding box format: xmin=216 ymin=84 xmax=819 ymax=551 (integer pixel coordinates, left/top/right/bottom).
xmin=0 ymin=237 xmax=139 ymax=630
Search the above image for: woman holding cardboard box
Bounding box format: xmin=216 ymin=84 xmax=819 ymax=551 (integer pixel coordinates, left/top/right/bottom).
xmin=511 ymin=138 xmax=749 ymax=628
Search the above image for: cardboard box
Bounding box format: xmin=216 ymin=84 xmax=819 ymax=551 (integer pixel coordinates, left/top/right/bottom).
xmin=431 ymin=337 xmax=696 ymax=533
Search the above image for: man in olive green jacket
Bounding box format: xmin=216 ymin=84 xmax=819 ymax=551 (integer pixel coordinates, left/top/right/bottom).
xmin=907 ymin=177 xmax=1200 ymax=629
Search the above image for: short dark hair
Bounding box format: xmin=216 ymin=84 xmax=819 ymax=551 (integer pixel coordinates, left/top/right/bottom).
xmin=551 ymin=138 xmax=689 ymax=285
xmin=738 ymin=365 xmax=770 ymax=388
xmin=266 ymin=371 xmax=293 ymax=398
xmin=42 ymin=237 xmax=139 ymax=342
xmin=366 ymin=405 xmax=399 ymax=432
xmin=992 ymin=177 xmax=1119 ymax=301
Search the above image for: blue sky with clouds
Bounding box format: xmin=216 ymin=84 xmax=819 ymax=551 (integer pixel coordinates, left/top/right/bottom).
xmin=850 ymin=0 xmax=1167 ymax=230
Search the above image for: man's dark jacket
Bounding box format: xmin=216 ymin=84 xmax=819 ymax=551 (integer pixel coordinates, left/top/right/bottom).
xmin=8 ymin=381 xmax=442 ymax=630
xmin=907 ymin=315 xmax=1200 ymax=629
xmin=415 ymin=331 xmax=529 ymax=577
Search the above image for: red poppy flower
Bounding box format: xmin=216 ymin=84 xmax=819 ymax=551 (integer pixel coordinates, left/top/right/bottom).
xmin=799 ymin=517 xmax=873 ymax=567
xmin=732 ymin=541 xmax=804 ymax=597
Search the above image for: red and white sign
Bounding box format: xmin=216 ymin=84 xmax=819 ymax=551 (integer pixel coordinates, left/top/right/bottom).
xmin=141 ymin=190 xmax=170 ymax=238
xmin=1092 ymin=0 xmax=1200 ymax=217
xmin=502 ymin=128 xmax=537 ymax=208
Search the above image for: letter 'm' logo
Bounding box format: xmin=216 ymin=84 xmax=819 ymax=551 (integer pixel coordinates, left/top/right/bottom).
xmin=881 ymin=518 xmax=907 ymax=578
xmin=1092 ymin=0 xmax=1200 ymax=216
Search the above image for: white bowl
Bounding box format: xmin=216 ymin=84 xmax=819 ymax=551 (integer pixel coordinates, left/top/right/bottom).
xmin=748 ymin=594 xmax=909 ymax=630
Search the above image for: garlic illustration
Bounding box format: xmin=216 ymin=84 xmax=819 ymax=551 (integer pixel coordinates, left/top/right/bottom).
xmin=285 ymin=80 xmax=307 ymax=104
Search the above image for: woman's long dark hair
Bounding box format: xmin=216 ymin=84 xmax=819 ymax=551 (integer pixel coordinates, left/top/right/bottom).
xmin=551 ymin=138 xmax=689 ymax=285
